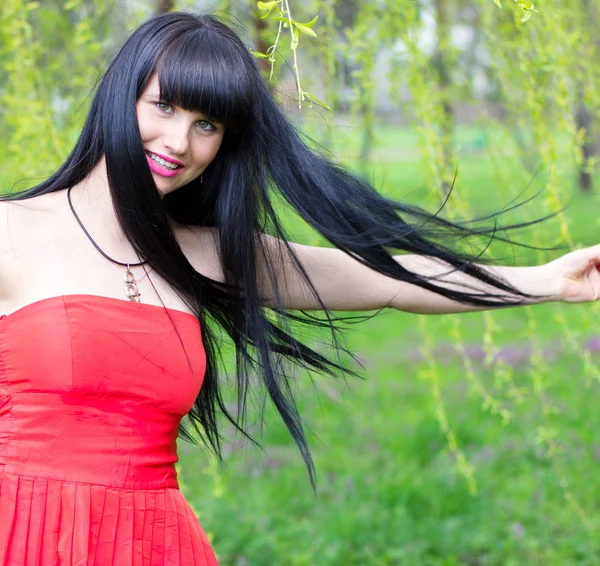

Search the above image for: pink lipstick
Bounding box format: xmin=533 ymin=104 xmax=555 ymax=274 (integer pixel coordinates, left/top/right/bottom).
xmin=145 ymin=151 xmax=184 ymax=178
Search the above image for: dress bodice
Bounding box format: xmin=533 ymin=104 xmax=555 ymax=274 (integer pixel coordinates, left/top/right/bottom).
xmin=0 ymin=294 xmax=206 ymax=489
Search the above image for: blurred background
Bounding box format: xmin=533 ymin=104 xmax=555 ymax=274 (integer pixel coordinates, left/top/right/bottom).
xmin=3 ymin=0 xmax=600 ymax=564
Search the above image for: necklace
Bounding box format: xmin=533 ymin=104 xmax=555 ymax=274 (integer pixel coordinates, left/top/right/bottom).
xmin=67 ymin=186 xmax=149 ymax=303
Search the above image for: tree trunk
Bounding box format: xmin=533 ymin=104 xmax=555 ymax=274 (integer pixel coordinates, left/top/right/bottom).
xmin=155 ymin=0 xmax=173 ymax=14
xmin=252 ymin=5 xmax=271 ymax=77
xmin=576 ymin=102 xmax=595 ymax=192
xmin=577 ymin=0 xmax=596 ymax=193
xmin=433 ymin=0 xmax=454 ymax=196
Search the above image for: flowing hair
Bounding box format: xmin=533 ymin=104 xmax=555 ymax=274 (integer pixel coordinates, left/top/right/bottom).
xmin=2 ymin=12 xmax=539 ymax=486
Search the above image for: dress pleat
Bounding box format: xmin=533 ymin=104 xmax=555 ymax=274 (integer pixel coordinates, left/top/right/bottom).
xmin=173 ymin=488 xmax=194 ymax=563
xmin=58 ymin=482 xmax=75 ymax=565
xmin=41 ymin=477 xmax=61 ymax=565
xmin=87 ymin=487 xmax=106 ymax=565
xmin=72 ymin=484 xmax=91 ymax=566
xmin=15 ymin=476 xmax=33 ymax=565
xmin=132 ymin=490 xmax=146 ymax=566
xmin=28 ymin=477 xmax=47 ymax=565
xmin=98 ymin=488 xmax=121 ymax=565
xmin=118 ymin=490 xmax=135 ymax=566
xmin=0 ymin=472 xmax=18 ymax=565
xmin=141 ymin=491 xmax=155 ymax=564
xmin=153 ymin=490 xmax=166 ymax=566
xmin=163 ymin=491 xmax=178 ymax=566
xmin=0 ymin=295 xmax=219 ymax=565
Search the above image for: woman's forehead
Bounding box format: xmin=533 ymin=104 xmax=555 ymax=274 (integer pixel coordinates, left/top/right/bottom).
xmin=143 ymin=74 xmax=161 ymax=95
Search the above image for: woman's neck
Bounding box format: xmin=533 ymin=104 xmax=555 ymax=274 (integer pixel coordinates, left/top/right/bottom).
xmin=67 ymin=156 xmax=141 ymax=260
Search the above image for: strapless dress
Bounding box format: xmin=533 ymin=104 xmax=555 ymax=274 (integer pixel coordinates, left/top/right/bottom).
xmin=0 ymin=294 xmax=219 ymax=565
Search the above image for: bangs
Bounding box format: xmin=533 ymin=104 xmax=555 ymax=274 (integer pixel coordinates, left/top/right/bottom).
xmin=154 ymin=28 xmax=253 ymax=131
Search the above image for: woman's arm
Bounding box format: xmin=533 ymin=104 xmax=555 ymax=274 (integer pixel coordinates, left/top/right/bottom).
xmin=177 ymin=227 xmax=600 ymax=313
xmin=256 ymin=237 xmax=600 ymax=313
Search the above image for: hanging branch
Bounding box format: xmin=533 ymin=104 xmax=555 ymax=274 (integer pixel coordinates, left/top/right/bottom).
xmin=492 ymin=0 xmax=538 ymax=22
xmin=252 ymin=0 xmax=330 ymax=111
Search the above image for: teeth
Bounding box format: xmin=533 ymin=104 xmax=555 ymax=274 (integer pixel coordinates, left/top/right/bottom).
xmin=148 ymin=152 xmax=179 ymax=170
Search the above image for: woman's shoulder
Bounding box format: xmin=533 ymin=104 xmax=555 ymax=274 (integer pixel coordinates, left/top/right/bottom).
xmin=0 ymin=191 xmax=65 ymax=218
xmin=172 ymin=223 xmax=225 ymax=283
xmin=0 ymin=192 xmax=67 ymax=242
xmin=0 ymin=192 xmax=70 ymax=270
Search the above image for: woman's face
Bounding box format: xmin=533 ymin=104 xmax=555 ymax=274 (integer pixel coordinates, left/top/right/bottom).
xmin=136 ymin=74 xmax=225 ymax=198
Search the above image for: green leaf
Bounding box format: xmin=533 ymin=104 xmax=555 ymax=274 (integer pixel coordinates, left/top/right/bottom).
xmin=293 ymin=23 xmax=317 ymax=38
xmin=493 ymin=0 xmax=502 ymax=7
xmin=521 ymin=10 xmax=533 ymax=22
xmin=299 ymin=15 xmax=319 ymax=28
xmin=257 ymin=1 xmax=279 ymax=10
xmin=250 ymin=50 xmax=269 ymax=58
xmin=302 ymin=92 xmax=332 ymax=111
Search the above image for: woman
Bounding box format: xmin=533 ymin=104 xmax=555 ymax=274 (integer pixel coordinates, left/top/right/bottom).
xmin=0 ymin=10 xmax=598 ymax=565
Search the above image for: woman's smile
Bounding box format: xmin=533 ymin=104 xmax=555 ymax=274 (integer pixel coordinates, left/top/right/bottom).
xmin=144 ymin=150 xmax=185 ymax=178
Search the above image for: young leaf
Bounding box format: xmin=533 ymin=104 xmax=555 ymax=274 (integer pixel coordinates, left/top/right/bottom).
xmin=293 ymin=23 xmax=317 ymax=38
xmin=299 ymin=15 xmax=319 ymax=28
xmin=257 ymin=1 xmax=280 ymax=10
xmin=302 ymin=92 xmax=332 ymax=111
xmin=493 ymin=0 xmax=502 ymax=7
xmin=521 ymin=10 xmax=533 ymax=22
xmin=250 ymin=50 xmax=269 ymax=58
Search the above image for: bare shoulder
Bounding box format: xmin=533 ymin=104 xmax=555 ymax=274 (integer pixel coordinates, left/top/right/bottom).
xmin=0 ymin=192 xmax=69 ymax=246
xmin=0 ymin=196 xmax=42 ymax=255
xmin=0 ymin=194 xmax=60 ymax=301
xmin=173 ymin=223 xmax=225 ymax=283
xmin=0 ymin=201 xmax=14 ymax=276
xmin=172 ymin=225 xmax=301 ymax=284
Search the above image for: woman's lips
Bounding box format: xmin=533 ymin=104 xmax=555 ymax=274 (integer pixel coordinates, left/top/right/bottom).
xmin=147 ymin=150 xmax=184 ymax=166
xmin=145 ymin=151 xmax=184 ymax=178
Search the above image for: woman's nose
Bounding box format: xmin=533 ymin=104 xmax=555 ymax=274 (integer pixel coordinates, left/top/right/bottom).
xmin=162 ymin=126 xmax=189 ymax=155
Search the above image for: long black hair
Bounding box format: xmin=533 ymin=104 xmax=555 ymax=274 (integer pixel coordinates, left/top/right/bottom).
xmin=2 ymin=12 xmax=537 ymax=486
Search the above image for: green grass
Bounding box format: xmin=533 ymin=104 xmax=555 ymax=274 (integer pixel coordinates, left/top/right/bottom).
xmin=176 ymin=124 xmax=600 ymax=565
xmin=179 ymin=343 xmax=600 ymax=565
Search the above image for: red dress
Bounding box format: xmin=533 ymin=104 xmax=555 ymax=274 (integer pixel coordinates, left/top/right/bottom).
xmin=0 ymin=294 xmax=219 ymax=565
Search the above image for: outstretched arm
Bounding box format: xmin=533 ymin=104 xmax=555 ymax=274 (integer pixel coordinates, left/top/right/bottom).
xmin=177 ymin=227 xmax=600 ymax=313
xmin=257 ymin=237 xmax=600 ymax=313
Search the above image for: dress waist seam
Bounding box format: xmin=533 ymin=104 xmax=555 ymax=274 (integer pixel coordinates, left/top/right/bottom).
xmin=0 ymin=469 xmax=180 ymax=491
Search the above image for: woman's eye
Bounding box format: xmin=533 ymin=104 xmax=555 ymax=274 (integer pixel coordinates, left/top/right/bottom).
xmin=197 ymin=120 xmax=216 ymax=132
xmin=156 ymin=102 xmax=173 ymax=113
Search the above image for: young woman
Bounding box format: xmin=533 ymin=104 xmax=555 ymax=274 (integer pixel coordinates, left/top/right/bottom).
xmin=0 ymin=10 xmax=598 ymax=566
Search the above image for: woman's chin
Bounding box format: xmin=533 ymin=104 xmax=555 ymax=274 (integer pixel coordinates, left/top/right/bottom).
xmin=153 ymin=178 xmax=171 ymax=199
xmin=151 ymin=175 xmax=176 ymax=197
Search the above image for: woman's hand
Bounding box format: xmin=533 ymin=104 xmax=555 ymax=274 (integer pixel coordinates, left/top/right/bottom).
xmin=540 ymin=244 xmax=600 ymax=304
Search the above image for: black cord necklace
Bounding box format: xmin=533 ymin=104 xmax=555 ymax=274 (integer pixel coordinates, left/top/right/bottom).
xmin=67 ymin=186 xmax=148 ymax=303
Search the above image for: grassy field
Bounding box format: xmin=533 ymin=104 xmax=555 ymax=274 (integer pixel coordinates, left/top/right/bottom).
xmin=176 ymin=124 xmax=600 ymax=565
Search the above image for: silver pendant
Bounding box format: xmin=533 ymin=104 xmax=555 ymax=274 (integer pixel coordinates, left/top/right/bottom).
xmin=124 ymin=264 xmax=141 ymax=302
